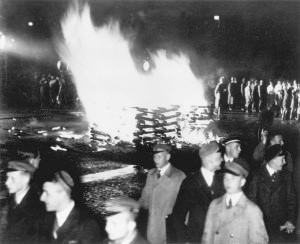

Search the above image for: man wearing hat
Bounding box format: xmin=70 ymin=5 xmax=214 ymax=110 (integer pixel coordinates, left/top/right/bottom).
xmin=253 ymin=130 xmax=293 ymax=171
xmin=172 ymin=141 xmax=225 ymax=243
xmin=103 ymin=197 xmax=149 ymax=244
xmin=139 ymin=143 xmax=185 ymax=244
xmin=2 ymin=158 xmax=45 ymax=244
xmin=202 ymin=158 xmax=268 ymax=244
xmin=248 ymin=144 xmax=297 ymax=242
xmin=221 ymin=136 xmax=242 ymax=164
xmin=39 ymin=170 xmax=104 ymax=243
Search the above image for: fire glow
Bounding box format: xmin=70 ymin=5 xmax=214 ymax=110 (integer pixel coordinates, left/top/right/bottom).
xmin=59 ymin=4 xmax=209 ymax=144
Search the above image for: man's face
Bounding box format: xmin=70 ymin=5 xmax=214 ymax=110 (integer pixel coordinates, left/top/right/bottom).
xmin=270 ymin=156 xmax=286 ymax=171
xmin=207 ymin=151 xmax=223 ymax=171
xmin=223 ymin=173 xmax=245 ymax=194
xmin=40 ymin=182 xmax=66 ymax=212
xmin=270 ymin=135 xmax=284 ymax=146
xmin=153 ymin=151 xmax=170 ymax=169
xmin=226 ymin=142 xmax=241 ymax=158
xmin=105 ymin=212 xmax=134 ymax=242
xmin=5 ymin=171 xmax=30 ymax=194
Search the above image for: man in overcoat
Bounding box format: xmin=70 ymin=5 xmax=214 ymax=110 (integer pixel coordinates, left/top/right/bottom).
xmin=2 ymin=159 xmax=45 ymax=244
xmin=39 ymin=170 xmax=104 ymax=244
xmin=248 ymin=144 xmax=297 ymax=242
xmin=202 ymin=158 xmax=268 ymax=244
xmin=139 ymin=144 xmax=185 ymax=244
xmin=171 ymin=141 xmax=225 ymax=243
xmin=253 ymin=130 xmax=293 ymax=172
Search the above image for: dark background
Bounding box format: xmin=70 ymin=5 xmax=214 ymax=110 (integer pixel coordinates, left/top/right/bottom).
xmin=0 ymin=0 xmax=299 ymax=108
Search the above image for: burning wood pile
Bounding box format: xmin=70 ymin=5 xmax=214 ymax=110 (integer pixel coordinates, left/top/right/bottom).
xmin=134 ymin=105 xmax=213 ymax=145
xmin=134 ymin=106 xmax=181 ymax=145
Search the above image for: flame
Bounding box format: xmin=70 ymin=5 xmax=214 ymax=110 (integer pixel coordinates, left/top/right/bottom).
xmin=59 ymin=4 xmax=207 ymax=143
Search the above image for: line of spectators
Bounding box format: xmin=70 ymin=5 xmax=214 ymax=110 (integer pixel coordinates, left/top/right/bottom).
xmin=39 ymin=73 xmax=80 ymax=110
xmin=214 ymin=76 xmax=300 ymax=121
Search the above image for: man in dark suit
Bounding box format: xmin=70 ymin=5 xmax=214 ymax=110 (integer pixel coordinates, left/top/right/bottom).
xmin=248 ymin=144 xmax=297 ymax=242
xmin=171 ymin=141 xmax=225 ymax=243
xmin=103 ymin=197 xmax=149 ymax=244
xmin=39 ymin=170 xmax=104 ymax=244
xmin=1 ymin=158 xmax=44 ymax=244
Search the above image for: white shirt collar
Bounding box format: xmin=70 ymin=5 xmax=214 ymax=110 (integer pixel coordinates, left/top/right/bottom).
xmin=226 ymin=191 xmax=243 ymax=207
xmin=224 ymin=154 xmax=233 ymax=163
xmin=15 ymin=187 xmax=30 ymax=205
xmin=266 ymin=163 xmax=276 ymax=176
xmin=201 ymin=167 xmax=215 ymax=186
xmin=158 ymin=163 xmax=170 ymax=176
xmin=55 ymin=200 xmax=75 ymax=227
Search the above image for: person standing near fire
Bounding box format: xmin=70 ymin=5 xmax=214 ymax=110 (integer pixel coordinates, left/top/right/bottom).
xmin=139 ymin=144 xmax=185 ymax=244
xmin=214 ymin=76 xmax=227 ymax=115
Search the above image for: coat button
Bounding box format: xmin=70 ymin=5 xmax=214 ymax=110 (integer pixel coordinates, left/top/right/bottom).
xmin=215 ymin=231 xmax=219 ymax=235
xmin=230 ymin=233 xmax=234 ymax=238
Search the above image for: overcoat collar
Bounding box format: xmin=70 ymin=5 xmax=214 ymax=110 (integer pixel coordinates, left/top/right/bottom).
xmin=149 ymin=164 xmax=174 ymax=178
xmin=259 ymin=166 xmax=283 ymax=190
xmin=214 ymin=192 xmax=248 ymax=229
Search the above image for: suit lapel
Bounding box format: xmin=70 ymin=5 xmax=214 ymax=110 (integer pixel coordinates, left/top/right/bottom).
xmin=56 ymin=207 xmax=79 ymax=242
xmin=260 ymin=166 xmax=284 ymax=193
xmin=197 ymin=171 xmax=214 ymax=197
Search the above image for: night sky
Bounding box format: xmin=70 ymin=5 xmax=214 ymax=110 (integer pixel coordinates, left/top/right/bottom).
xmin=1 ymin=0 xmax=299 ymax=80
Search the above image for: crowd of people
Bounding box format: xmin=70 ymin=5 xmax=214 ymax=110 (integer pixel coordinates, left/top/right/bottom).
xmin=39 ymin=73 xmax=80 ymax=109
xmin=214 ymin=76 xmax=300 ymax=121
xmin=0 ymin=130 xmax=298 ymax=244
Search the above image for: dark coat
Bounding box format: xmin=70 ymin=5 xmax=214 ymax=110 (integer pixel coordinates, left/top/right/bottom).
xmin=171 ymin=170 xmax=225 ymax=243
xmin=2 ymin=187 xmax=45 ymax=244
xmin=247 ymin=166 xmax=297 ymax=240
xmin=101 ymin=232 xmax=149 ymax=244
xmin=40 ymin=206 xmax=104 ymax=244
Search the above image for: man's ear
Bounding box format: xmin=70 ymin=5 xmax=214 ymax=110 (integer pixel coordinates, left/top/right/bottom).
xmin=241 ymin=178 xmax=246 ymax=187
xmin=166 ymin=153 xmax=171 ymax=161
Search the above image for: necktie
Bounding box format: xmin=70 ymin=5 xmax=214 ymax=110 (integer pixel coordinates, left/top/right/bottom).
xmin=227 ymin=198 xmax=232 ymax=209
xmin=53 ymin=217 xmax=59 ymax=239
xmin=157 ymin=170 xmax=161 ymax=179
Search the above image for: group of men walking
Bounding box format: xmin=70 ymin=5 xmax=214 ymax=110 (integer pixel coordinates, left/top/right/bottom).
xmin=214 ymin=76 xmax=300 ymax=121
xmin=140 ymin=134 xmax=297 ymax=244
xmin=0 ymin=132 xmax=298 ymax=244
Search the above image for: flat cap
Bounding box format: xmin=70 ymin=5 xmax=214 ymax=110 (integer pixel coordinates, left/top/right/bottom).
xmin=153 ymin=144 xmax=172 ymax=154
xmin=264 ymin=144 xmax=286 ymax=162
xmin=6 ymin=160 xmax=36 ymax=173
xmin=105 ymin=197 xmax=140 ymax=216
xmin=53 ymin=170 xmax=74 ymax=190
xmin=221 ymin=136 xmax=241 ymax=146
xmin=223 ymin=158 xmax=249 ymax=178
xmin=199 ymin=141 xmax=220 ymax=158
